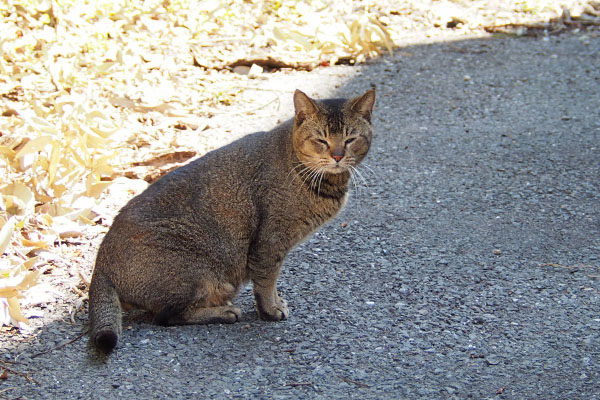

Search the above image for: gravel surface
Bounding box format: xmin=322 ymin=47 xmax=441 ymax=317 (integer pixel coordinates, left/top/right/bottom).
xmin=2 ymin=32 xmax=599 ymax=399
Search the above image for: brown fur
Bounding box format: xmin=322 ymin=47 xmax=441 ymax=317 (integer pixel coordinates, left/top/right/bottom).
xmin=88 ymin=89 xmax=376 ymax=353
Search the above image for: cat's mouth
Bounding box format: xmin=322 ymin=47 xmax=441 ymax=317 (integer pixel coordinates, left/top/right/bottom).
xmin=323 ymin=163 xmax=349 ymax=174
xmin=300 ymin=159 xmax=350 ymax=176
xmin=319 ymin=162 xmax=349 ymax=174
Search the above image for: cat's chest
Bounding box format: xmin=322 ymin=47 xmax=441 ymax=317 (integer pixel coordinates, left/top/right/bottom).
xmin=285 ymin=192 xmax=347 ymax=242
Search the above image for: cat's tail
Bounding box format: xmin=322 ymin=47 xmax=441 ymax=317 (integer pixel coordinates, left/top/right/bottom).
xmin=88 ymin=270 xmax=122 ymax=353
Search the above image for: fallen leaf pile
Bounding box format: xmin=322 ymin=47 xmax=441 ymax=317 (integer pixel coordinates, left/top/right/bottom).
xmin=0 ymin=0 xmax=598 ymax=329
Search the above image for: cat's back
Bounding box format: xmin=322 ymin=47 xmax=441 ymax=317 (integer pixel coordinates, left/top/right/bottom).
xmin=114 ymin=124 xmax=291 ymax=226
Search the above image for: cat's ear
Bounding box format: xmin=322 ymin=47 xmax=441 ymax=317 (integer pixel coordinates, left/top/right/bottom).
xmin=293 ymin=90 xmax=318 ymax=125
xmin=350 ymin=89 xmax=376 ymax=123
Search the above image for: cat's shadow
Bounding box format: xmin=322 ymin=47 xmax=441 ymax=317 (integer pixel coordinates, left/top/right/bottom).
xmin=86 ymin=306 xmax=263 ymax=364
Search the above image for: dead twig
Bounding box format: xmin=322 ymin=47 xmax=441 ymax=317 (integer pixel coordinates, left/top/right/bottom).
xmin=540 ymin=263 xmax=600 ymax=280
xmin=539 ymin=263 xmax=581 ymax=270
xmin=30 ymin=329 xmax=88 ymax=359
xmin=0 ymin=386 xmax=17 ymax=395
xmin=71 ymin=285 xmax=86 ymax=297
xmin=211 ymin=96 xmax=281 ymax=117
xmin=286 ymin=381 xmax=312 ymax=387
xmin=338 ymin=375 xmax=370 ymax=388
xmin=484 ymin=13 xmax=600 ymax=36
xmin=228 ymin=57 xmax=316 ymax=71
xmin=78 ymin=269 xmax=91 ymax=287
xmin=191 ymin=51 xmax=318 ymax=71
xmin=0 ymin=362 xmax=40 ymax=385
xmin=444 ymin=44 xmax=489 ymax=54
xmin=237 ymin=87 xmax=295 ymax=94
xmin=539 ymin=263 xmax=598 ymax=270
xmin=69 ymin=295 xmax=89 ymax=324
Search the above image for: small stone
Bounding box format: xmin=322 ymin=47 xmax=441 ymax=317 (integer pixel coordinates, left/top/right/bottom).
xmin=446 ymin=17 xmax=465 ymax=29
xmin=233 ymin=65 xmax=250 ymax=75
xmin=485 ymin=356 xmax=501 ymax=365
xmin=493 ymin=249 xmax=502 ymax=255
xmin=248 ymin=63 xmax=263 ymax=79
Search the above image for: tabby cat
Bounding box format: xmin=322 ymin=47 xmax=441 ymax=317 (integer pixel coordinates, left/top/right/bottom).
xmin=89 ymin=88 xmax=376 ymax=353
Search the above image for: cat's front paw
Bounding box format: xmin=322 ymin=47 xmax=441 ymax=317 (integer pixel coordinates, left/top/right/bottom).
xmin=256 ymin=296 xmax=289 ymax=321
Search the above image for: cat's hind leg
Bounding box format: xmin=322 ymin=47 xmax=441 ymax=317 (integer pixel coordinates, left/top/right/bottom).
xmin=152 ymin=281 xmax=242 ymax=325
xmin=154 ymin=304 xmax=241 ymax=325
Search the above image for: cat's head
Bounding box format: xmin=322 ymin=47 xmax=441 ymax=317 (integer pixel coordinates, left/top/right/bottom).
xmin=292 ymin=89 xmax=375 ymax=175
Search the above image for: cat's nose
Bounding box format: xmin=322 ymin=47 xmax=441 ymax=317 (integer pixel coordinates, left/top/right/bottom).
xmin=331 ymin=148 xmax=344 ymax=162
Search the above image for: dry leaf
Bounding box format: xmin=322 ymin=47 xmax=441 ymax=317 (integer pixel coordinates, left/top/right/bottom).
xmin=0 ymin=259 xmax=41 ymax=328
xmin=0 ymin=217 xmax=16 ymax=254
xmin=1 ymin=183 xmax=35 ymax=216
xmin=6 ymin=296 xmax=29 ymax=325
xmin=0 ymin=146 xmax=17 ymax=160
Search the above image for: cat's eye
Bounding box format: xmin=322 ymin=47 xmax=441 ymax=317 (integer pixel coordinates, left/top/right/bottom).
xmin=316 ymin=138 xmax=329 ymax=147
xmin=344 ymin=138 xmax=356 ymax=145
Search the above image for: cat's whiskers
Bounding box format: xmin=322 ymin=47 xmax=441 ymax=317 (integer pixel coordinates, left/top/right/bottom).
xmin=318 ymin=160 xmax=337 ymax=190
xmin=297 ymin=169 xmax=317 ymax=195
xmin=348 ymin=162 xmax=373 ymax=212
xmin=294 ymin=165 xmax=315 ymax=184
xmin=287 ymin=162 xmax=308 ymax=179
xmin=288 ymin=160 xmax=317 ymax=180
xmin=310 ymin=169 xmax=325 ymax=202
xmin=316 ymin=168 xmax=326 ymax=198
xmin=356 ymin=161 xmax=379 ymax=181
xmin=347 ymin=166 xmax=363 ymax=210
xmin=349 ymin=164 xmax=369 ymax=188
xmin=347 ymin=166 xmax=360 ymax=192
xmin=290 ymin=159 xmax=336 ymax=201
xmin=289 ymin=161 xmax=320 ymax=190
xmin=310 ymin=167 xmax=325 ymax=192
xmin=295 ymin=162 xmax=324 ymax=201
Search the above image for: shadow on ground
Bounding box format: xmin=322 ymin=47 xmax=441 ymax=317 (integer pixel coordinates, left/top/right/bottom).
xmin=2 ymin=30 xmax=600 ymax=399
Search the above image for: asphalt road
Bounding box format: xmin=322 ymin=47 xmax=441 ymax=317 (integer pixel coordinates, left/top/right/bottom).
xmin=3 ymin=32 xmax=599 ymax=399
